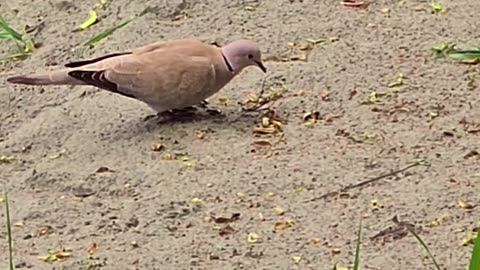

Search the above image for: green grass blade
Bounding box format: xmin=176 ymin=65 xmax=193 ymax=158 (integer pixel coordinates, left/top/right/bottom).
xmin=83 ymin=17 xmax=135 ymax=47
xmin=353 ymin=221 xmax=362 ymax=270
xmin=0 ymin=16 xmax=23 ymax=41
xmin=468 ymin=226 xmax=480 ymax=270
xmin=0 ymin=30 xmax=14 ymax=39
xmin=406 ymin=226 xmax=441 ymax=270
xmin=447 ymin=50 xmax=480 ymax=60
xmin=5 ymin=193 xmax=15 ymax=270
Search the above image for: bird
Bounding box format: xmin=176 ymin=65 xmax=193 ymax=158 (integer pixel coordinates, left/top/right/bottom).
xmin=6 ymin=39 xmax=266 ymax=114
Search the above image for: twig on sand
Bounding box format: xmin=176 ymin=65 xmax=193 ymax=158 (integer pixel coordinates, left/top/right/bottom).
xmin=305 ymin=160 xmax=428 ymax=202
xmin=241 ymin=76 xmax=270 ymax=112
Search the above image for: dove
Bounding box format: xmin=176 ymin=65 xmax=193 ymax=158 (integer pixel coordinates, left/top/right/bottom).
xmin=6 ymin=39 xmax=266 ymax=113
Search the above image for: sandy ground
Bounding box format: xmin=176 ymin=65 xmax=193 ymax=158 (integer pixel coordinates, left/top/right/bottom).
xmin=1 ymin=0 xmax=480 ymax=269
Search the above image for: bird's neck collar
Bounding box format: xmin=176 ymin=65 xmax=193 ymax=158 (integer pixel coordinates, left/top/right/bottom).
xmin=220 ymin=48 xmax=234 ymax=73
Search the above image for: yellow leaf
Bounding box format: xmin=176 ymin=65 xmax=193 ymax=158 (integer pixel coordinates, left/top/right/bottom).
xmin=191 ymin=197 xmax=202 ymax=204
xmin=310 ymin=238 xmax=321 ymax=244
xmin=461 ymin=232 xmax=477 ymax=246
xmin=79 ymin=10 xmax=98 ymax=30
xmin=430 ymin=2 xmax=446 ymax=13
xmin=261 ymin=117 xmax=270 ymax=127
xmin=295 ymin=186 xmax=304 ymax=193
xmin=244 ymin=6 xmax=256 ymax=11
xmin=247 ymin=232 xmax=260 ymax=243
xmin=39 ymin=250 xmax=71 ymax=262
xmin=381 ymin=7 xmax=390 ymax=14
xmin=217 ymin=97 xmax=228 ymax=106
xmin=0 ymin=197 xmax=4 ymax=204
xmin=368 ymin=91 xmax=377 ymax=103
xmin=0 ymin=155 xmax=14 ymax=164
xmin=274 ymin=207 xmax=285 ymax=215
xmin=371 ymin=198 xmax=380 ymax=207
xmin=292 ymin=256 xmax=302 ymax=264
xmin=458 ymin=200 xmax=475 ymax=210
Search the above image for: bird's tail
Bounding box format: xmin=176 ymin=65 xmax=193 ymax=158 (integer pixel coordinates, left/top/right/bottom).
xmin=6 ymin=69 xmax=84 ymax=85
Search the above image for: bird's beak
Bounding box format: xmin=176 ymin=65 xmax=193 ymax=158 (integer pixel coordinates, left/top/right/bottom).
xmin=255 ymin=61 xmax=267 ymax=73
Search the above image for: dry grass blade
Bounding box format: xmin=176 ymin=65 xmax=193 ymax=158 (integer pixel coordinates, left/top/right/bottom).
xmin=5 ymin=193 xmax=15 ymax=270
xmin=406 ymin=225 xmax=442 ymax=270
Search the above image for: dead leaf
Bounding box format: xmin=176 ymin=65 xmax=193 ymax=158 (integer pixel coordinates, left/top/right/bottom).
xmin=96 ymin=166 xmax=114 ymax=173
xmin=331 ymin=248 xmax=341 ymax=254
xmin=303 ymin=111 xmax=320 ymax=126
xmin=254 ymin=126 xmax=277 ymax=134
xmin=274 ymin=219 xmax=294 ymax=231
xmin=219 ymin=224 xmax=236 ymax=236
xmin=151 ymin=143 xmax=164 ymax=152
xmin=458 ymin=200 xmax=475 ymax=210
xmin=211 ymin=213 xmax=241 ymax=224
xmin=87 ymin=243 xmax=97 ymax=254
xmin=195 ymin=130 xmax=207 ymax=139
xmin=342 ymin=1 xmax=369 ymax=8
xmin=252 ymin=139 xmax=273 ymax=148
xmin=310 ymin=238 xmax=321 ymax=244
xmin=14 ymin=221 xmax=24 ymax=228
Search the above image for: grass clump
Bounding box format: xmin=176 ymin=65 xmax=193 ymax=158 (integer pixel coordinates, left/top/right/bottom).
xmin=0 ymin=16 xmax=34 ymax=60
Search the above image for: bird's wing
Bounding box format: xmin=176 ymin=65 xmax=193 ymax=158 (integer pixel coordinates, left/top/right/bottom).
xmin=68 ymin=51 xmax=217 ymax=105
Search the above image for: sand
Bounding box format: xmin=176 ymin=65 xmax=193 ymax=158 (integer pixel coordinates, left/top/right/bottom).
xmin=1 ymin=0 xmax=479 ymax=269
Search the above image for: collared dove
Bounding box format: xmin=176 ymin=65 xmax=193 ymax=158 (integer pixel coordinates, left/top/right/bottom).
xmin=7 ymin=39 xmax=266 ymax=113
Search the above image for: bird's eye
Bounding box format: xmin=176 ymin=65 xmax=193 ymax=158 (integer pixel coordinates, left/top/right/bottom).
xmin=247 ymin=54 xmax=253 ymax=59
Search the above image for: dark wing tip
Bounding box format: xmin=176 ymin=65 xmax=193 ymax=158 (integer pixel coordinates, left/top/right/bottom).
xmin=65 ymin=52 xmax=132 ymax=68
xmin=68 ymin=70 xmax=135 ymax=99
